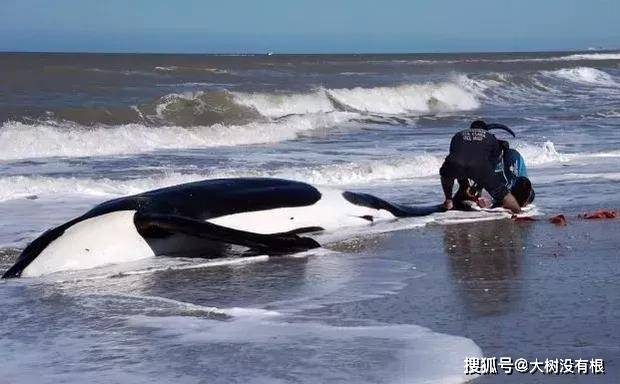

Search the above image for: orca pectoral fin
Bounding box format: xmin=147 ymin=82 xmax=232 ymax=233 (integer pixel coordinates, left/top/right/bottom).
xmin=134 ymin=212 xmax=320 ymax=255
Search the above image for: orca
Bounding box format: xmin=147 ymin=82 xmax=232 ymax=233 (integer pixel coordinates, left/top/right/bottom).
xmin=2 ymin=178 xmax=441 ymax=278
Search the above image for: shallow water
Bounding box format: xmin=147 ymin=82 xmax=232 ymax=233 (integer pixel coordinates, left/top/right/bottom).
xmin=1 ymin=51 xmax=620 ymax=383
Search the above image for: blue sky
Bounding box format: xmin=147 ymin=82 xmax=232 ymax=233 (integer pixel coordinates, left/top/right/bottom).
xmin=1 ymin=0 xmax=619 ymax=53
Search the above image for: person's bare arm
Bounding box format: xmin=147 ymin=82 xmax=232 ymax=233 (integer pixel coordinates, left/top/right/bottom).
xmin=502 ymin=193 xmax=521 ymax=213
xmin=441 ymin=176 xmax=454 ymax=210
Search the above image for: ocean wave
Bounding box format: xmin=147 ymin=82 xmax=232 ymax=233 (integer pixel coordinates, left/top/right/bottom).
xmin=514 ymin=141 xmax=568 ymax=165
xmin=456 ymin=72 xmax=558 ymax=105
xmin=558 ymin=53 xmax=620 ymax=61
xmin=234 ymin=81 xmax=480 ymax=117
xmin=233 ymin=90 xmax=335 ymax=117
xmin=0 ymin=142 xmax=568 ymax=201
xmin=372 ymin=52 xmax=620 ymax=65
xmin=455 ymin=67 xmax=620 ymax=106
xmin=0 ymin=113 xmax=353 ymax=160
xmin=35 ymin=68 xmax=615 ymax=129
xmin=274 ymin=155 xmax=444 ymax=185
xmin=139 ymin=80 xmax=481 ymax=125
xmin=542 ymin=67 xmax=618 ymax=86
xmin=0 ymin=173 xmax=203 ymax=201
xmin=152 ymin=90 xmax=261 ymax=126
xmin=154 ymin=65 xmax=231 ymax=74
xmin=1 ymin=80 xmax=483 ymax=160
xmin=326 ymin=82 xmax=480 ymax=114
xmin=481 ymin=52 xmax=620 ymax=63
xmin=154 ymin=66 xmax=178 ymax=72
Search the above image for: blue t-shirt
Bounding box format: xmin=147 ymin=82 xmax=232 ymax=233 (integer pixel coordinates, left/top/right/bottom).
xmin=502 ymin=148 xmax=527 ymax=189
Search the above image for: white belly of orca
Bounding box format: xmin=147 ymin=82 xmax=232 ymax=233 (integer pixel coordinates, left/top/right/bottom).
xmin=22 ymin=210 xmax=154 ymax=277
xmin=208 ymin=188 xmax=396 ymax=234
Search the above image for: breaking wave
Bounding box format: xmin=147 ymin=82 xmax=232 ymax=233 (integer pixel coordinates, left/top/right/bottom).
xmin=557 ymin=52 xmax=620 ymax=61
xmin=542 ymin=67 xmax=618 ymax=86
xmin=514 ymin=141 xmax=567 ymax=165
xmin=374 ymin=52 xmax=620 ymax=65
xmin=0 ymin=113 xmax=353 ymax=160
xmin=477 ymin=52 xmax=620 ymax=63
xmin=234 ymin=81 xmax=480 ymax=117
xmin=326 ymin=82 xmax=479 ymax=114
xmin=456 ymin=66 xmax=619 ymax=107
xmin=150 ymin=79 xmax=480 ymax=124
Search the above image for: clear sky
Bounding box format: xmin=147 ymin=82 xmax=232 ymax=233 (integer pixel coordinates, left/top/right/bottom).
xmin=1 ymin=0 xmax=619 ymax=53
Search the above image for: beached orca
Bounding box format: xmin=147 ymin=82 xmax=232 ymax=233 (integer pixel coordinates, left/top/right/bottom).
xmin=2 ymin=178 xmax=441 ymax=278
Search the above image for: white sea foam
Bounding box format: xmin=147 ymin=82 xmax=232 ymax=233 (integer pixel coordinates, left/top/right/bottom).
xmin=233 ymin=90 xmax=335 ymax=117
xmin=274 ymin=155 xmax=444 ymax=185
xmin=488 ymin=52 xmax=620 ymax=63
xmin=515 ymin=141 xmax=568 ymax=165
xmin=128 ymin=314 xmax=482 ymax=384
xmin=559 ymin=53 xmax=620 ymax=61
xmin=0 ymin=173 xmax=204 ymax=201
xmin=455 ymin=72 xmax=552 ymax=106
xmin=405 ymin=52 xmax=620 ymax=64
xmin=233 ymin=80 xmax=480 ymax=117
xmin=325 ymin=82 xmax=479 ymax=114
xmin=0 ymin=113 xmax=353 ymax=160
xmin=154 ymin=66 xmax=178 ymax=71
xmin=0 ymin=154 xmax=445 ymax=202
xmin=154 ymin=91 xmax=207 ymax=118
xmin=0 ymin=142 xmax=572 ymax=202
xmin=543 ymin=67 xmax=618 ymax=86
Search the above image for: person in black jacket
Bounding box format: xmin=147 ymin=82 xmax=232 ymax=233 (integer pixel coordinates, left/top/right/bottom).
xmin=439 ymin=120 xmax=525 ymax=213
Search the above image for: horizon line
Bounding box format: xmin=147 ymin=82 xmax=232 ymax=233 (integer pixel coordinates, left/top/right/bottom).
xmin=1 ymin=47 xmax=618 ymax=56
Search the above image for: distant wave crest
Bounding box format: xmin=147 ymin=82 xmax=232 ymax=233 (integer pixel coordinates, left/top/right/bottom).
xmin=542 ymin=67 xmax=618 ymax=86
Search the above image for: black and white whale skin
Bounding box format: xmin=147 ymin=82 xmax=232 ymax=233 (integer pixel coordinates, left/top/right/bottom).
xmin=2 ymin=178 xmax=441 ymax=278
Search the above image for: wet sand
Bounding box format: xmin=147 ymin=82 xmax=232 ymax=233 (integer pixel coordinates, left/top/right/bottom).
xmin=346 ymin=216 xmax=620 ymax=383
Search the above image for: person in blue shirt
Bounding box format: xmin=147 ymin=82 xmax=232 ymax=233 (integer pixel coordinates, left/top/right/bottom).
xmin=501 ymin=147 xmax=535 ymax=207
